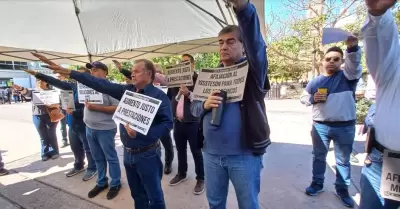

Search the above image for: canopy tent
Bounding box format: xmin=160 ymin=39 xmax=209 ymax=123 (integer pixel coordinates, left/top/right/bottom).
xmin=0 ymin=0 xmax=265 ymax=65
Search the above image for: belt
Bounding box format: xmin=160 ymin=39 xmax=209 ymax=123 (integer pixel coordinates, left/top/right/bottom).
xmin=124 ymin=141 xmax=160 ymax=154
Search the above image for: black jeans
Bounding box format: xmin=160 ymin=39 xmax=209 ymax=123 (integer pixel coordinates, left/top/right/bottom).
xmin=173 ymin=121 xmax=204 ymax=180
xmin=60 ymin=110 xmax=68 ymax=143
xmin=32 ymin=114 xmax=59 ymax=158
xmin=160 ymin=132 xmax=174 ymax=166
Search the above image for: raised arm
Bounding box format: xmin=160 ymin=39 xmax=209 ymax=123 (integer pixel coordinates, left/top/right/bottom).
xmin=35 ymin=73 xmax=73 ymax=90
xmin=234 ymin=1 xmax=267 ymax=87
xmin=343 ymin=45 xmax=362 ymax=80
xmin=361 ymin=7 xmax=400 ymax=86
xmin=70 ymin=70 xmax=126 ymax=100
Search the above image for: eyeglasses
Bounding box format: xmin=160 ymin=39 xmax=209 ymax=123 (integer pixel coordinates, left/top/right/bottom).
xmin=325 ymin=57 xmax=341 ymax=62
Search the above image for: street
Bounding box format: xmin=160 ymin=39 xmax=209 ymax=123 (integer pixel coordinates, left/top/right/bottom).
xmin=0 ymin=100 xmax=366 ymax=209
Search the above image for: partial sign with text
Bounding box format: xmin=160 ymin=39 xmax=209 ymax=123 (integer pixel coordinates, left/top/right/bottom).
xmin=165 ymin=61 xmax=193 ymax=88
xmin=32 ymin=90 xmax=60 ymax=105
xmin=112 ymin=91 xmax=162 ymax=135
xmin=60 ymin=90 xmax=75 ymax=111
xmin=192 ymin=61 xmax=248 ymax=103
xmin=77 ymin=83 xmax=103 ymax=104
xmin=380 ymin=150 xmax=400 ymax=201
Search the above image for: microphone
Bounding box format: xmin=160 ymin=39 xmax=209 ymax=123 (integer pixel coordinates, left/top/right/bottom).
xmin=210 ymin=90 xmax=227 ymax=126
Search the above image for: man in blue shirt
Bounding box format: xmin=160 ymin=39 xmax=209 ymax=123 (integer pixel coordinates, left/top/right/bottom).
xmin=33 ymin=53 xmax=173 ymax=209
xmin=300 ymin=37 xmax=362 ymax=208
xmin=190 ymin=0 xmax=269 ymax=208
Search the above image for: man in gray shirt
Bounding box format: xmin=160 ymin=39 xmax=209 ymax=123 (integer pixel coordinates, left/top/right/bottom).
xmin=81 ymin=62 xmax=121 ymax=200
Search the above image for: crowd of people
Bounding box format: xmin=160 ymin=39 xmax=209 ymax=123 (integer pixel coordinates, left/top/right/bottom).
xmin=1 ymin=0 xmax=400 ymax=209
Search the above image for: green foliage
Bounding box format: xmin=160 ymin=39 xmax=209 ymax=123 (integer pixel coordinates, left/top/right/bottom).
xmin=107 ymin=62 xmax=133 ymax=82
xmin=356 ymin=97 xmax=373 ymax=124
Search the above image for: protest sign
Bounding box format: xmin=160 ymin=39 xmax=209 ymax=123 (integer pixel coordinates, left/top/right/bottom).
xmin=60 ymin=90 xmax=75 ymax=111
xmin=165 ymin=61 xmax=193 ymax=88
xmin=192 ymin=61 xmax=248 ymax=103
xmin=32 ymin=90 xmax=60 ymax=105
xmin=77 ymin=83 xmax=103 ymax=104
xmin=322 ymin=28 xmax=352 ymax=45
xmin=112 ymin=90 xmax=162 ymax=135
xmin=380 ymin=150 xmax=400 ymax=201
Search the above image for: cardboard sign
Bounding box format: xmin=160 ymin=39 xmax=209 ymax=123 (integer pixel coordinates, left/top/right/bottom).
xmin=77 ymin=83 xmax=103 ymax=104
xmin=112 ymin=90 xmax=162 ymax=135
xmin=32 ymin=90 xmax=59 ymax=105
xmin=380 ymin=149 xmax=400 ymax=201
xmin=60 ymin=90 xmax=75 ymax=111
xmin=165 ymin=61 xmax=193 ymax=88
xmin=192 ymin=61 xmax=248 ymax=103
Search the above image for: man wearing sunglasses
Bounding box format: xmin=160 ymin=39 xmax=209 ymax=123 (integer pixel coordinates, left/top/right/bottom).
xmin=300 ymin=36 xmax=361 ymax=208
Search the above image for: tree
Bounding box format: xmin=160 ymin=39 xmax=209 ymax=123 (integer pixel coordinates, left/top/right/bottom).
xmin=266 ymin=0 xmax=362 ymax=79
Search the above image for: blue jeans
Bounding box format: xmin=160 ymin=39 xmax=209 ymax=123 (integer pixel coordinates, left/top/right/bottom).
xmin=69 ymin=126 xmax=96 ymax=172
xmin=311 ymin=123 xmax=355 ymax=189
xmin=86 ymin=127 xmax=121 ymax=187
xmin=359 ymin=148 xmax=400 ymax=209
xmin=33 ymin=115 xmax=59 ymax=158
xmin=124 ymin=146 xmax=165 ymax=209
xmin=203 ymin=152 xmax=263 ymax=209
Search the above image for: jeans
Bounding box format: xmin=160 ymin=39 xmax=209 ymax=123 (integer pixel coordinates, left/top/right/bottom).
xmin=124 ymin=146 xmax=165 ymax=209
xmin=33 ymin=115 xmax=59 ymax=158
xmin=174 ymin=122 xmax=204 ymax=180
xmin=159 ymin=132 xmax=174 ymax=166
xmin=86 ymin=127 xmax=121 ymax=187
xmin=203 ymin=152 xmax=263 ymax=209
xmin=60 ymin=110 xmax=68 ymax=143
xmin=69 ymin=126 xmax=96 ymax=172
xmin=311 ymin=123 xmax=355 ymax=189
xmin=359 ymin=148 xmax=400 ymax=209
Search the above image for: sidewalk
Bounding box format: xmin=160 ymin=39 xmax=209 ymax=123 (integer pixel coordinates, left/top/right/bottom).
xmin=0 ymin=100 xmax=364 ymax=208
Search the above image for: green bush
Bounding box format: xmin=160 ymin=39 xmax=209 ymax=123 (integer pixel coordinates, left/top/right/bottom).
xmin=356 ymin=97 xmax=373 ymax=124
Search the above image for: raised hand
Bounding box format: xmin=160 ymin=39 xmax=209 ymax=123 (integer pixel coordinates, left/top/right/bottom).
xmin=365 ymin=0 xmax=397 ymax=16
xmin=223 ymin=0 xmax=248 ymax=10
xmin=346 ymin=36 xmax=358 ymax=48
xmin=112 ymin=60 xmax=123 ymax=71
xmin=31 ymin=52 xmax=72 ymax=76
xmin=23 ymin=69 xmax=37 ymax=76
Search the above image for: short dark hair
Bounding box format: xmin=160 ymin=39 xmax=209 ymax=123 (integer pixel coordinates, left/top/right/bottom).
xmin=182 ymin=54 xmax=195 ymax=64
xmin=218 ymin=25 xmax=242 ymax=42
xmin=135 ymin=59 xmax=156 ymax=81
xmin=325 ymin=46 xmax=344 ymax=57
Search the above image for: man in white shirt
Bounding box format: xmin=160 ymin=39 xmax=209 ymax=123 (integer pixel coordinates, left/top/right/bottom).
xmin=359 ymin=0 xmax=400 ymax=208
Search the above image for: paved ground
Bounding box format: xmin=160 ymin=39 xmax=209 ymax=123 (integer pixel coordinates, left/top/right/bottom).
xmin=0 ymin=100 xmax=366 ymax=209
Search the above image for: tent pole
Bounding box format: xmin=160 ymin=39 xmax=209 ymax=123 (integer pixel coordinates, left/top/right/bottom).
xmin=73 ymin=1 xmax=92 ymax=63
xmin=185 ymin=0 xmax=227 ymax=27
xmin=216 ymin=0 xmax=228 ymax=23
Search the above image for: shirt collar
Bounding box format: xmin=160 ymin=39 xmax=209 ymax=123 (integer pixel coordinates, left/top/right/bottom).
xmin=218 ymin=57 xmax=246 ymax=67
xmin=135 ymin=83 xmax=155 ymax=94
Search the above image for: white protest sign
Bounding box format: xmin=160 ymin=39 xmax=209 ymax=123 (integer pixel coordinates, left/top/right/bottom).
xmin=32 ymin=90 xmax=60 ymax=105
xmin=322 ymin=28 xmax=353 ymax=45
xmin=77 ymin=83 xmax=103 ymax=104
xmin=165 ymin=61 xmax=193 ymax=88
xmin=192 ymin=61 xmax=248 ymax=103
xmin=112 ymin=90 xmax=162 ymax=135
xmin=380 ymin=150 xmax=400 ymax=201
xmin=60 ymin=90 xmax=75 ymax=111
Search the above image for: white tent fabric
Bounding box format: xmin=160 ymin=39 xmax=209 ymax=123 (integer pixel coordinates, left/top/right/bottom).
xmin=0 ymin=0 xmax=265 ymax=65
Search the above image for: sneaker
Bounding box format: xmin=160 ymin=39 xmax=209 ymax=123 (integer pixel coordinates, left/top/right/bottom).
xmin=350 ymin=153 xmax=359 ymax=163
xmin=305 ymin=182 xmax=324 ymax=196
xmin=51 ymin=154 xmax=59 ymax=160
xmin=66 ymin=167 xmax=85 ymax=177
xmin=42 ymin=156 xmax=49 ymax=161
xmin=193 ymin=180 xmax=205 ymax=195
xmin=164 ymin=164 xmax=172 ymax=175
xmin=169 ymin=174 xmax=187 ymax=186
xmin=0 ymin=168 xmax=10 ymax=176
xmin=336 ymin=188 xmax=355 ymax=208
xmin=88 ymin=184 xmax=108 ymax=198
xmin=61 ymin=142 xmax=69 ymax=148
xmin=107 ymin=185 xmax=121 ymax=200
xmin=82 ymin=170 xmax=98 ymax=181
